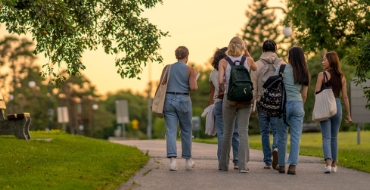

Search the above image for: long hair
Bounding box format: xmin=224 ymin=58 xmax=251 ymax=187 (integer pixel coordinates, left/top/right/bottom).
xmin=325 ymin=52 xmax=343 ymax=78
xmin=288 ymin=46 xmax=310 ymax=86
xmin=226 ymin=36 xmax=244 ymax=57
xmin=262 ymin=40 xmax=277 ymax=53
xmin=211 ymin=47 xmax=227 ymax=70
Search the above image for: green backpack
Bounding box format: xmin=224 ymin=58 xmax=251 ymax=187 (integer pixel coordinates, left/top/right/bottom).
xmin=225 ymin=56 xmax=254 ymax=107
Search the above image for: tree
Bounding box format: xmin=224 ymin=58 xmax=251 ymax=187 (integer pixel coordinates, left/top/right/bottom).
xmin=0 ymin=0 xmax=168 ymax=85
xmin=241 ymin=0 xmax=292 ymax=60
xmin=285 ymin=0 xmax=370 ymax=108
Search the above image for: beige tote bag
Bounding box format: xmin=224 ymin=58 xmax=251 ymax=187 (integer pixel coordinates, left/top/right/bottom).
xmin=151 ymin=65 xmax=172 ymax=118
xmin=312 ymin=72 xmax=337 ymax=121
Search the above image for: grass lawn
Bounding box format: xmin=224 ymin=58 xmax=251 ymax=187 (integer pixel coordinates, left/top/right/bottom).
xmin=195 ymin=131 xmax=370 ymax=173
xmin=0 ymin=130 xmax=149 ymax=190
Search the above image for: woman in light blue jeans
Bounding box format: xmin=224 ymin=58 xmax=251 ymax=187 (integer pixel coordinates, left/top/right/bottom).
xmin=315 ymin=52 xmax=352 ymax=173
xmin=155 ymin=46 xmax=198 ymax=171
xmin=276 ymin=46 xmax=310 ymax=175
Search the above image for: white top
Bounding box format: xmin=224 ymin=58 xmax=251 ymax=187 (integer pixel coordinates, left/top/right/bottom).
xmin=224 ymin=56 xmax=249 ymax=93
xmin=209 ymin=69 xmax=222 ymax=104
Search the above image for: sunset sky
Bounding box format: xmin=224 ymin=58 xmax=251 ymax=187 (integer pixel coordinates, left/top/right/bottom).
xmin=0 ymin=0 xmax=286 ymax=96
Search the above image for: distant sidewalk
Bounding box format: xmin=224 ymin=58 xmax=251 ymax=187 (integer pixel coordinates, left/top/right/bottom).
xmin=110 ymin=139 xmax=370 ymax=190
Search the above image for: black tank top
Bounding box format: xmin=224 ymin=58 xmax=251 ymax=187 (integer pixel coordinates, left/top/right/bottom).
xmin=326 ymin=70 xmax=342 ymax=98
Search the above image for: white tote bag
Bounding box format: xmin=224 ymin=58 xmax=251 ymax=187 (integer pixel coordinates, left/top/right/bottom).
xmin=151 ymin=65 xmax=172 ymax=118
xmin=312 ymin=72 xmax=337 ymax=122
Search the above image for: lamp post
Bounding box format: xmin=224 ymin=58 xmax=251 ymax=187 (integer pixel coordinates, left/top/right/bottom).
xmin=47 ymin=82 xmax=54 ymax=132
xmin=91 ymin=103 xmax=98 ymax=137
xmin=247 ymin=6 xmax=292 ymax=38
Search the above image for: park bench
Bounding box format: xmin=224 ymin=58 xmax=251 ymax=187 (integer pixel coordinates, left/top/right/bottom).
xmin=0 ymin=94 xmax=31 ymax=140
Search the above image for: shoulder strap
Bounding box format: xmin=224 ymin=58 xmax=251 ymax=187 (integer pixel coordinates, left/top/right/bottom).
xmin=240 ymin=56 xmax=246 ymax=66
xmin=278 ymin=64 xmax=286 ymax=77
xmin=224 ymin=57 xmax=234 ymax=66
xmin=160 ymin=64 xmax=172 ymax=85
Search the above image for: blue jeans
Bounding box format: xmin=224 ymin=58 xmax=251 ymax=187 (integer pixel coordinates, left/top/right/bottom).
xmin=163 ymin=93 xmax=193 ymax=159
xmin=320 ymin=98 xmax=342 ymax=162
xmin=258 ymin=107 xmax=278 ymax=166
xmin=214 ymin=101 xmax=239 ymax=164
xmin=277 ymin=101 xmax=304 ymax=166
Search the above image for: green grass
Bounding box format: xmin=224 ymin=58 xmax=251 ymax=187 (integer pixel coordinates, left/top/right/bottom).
xmin=0 ymin=130 xmax=149 ymax=190
xmin=194 ymin=131 xmax=370 ymax=173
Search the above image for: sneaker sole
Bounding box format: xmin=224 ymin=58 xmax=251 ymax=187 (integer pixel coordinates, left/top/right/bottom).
xmin=169 ymin=166 xmax=178 ymax=171
xmin=185 ymin=164 xmax=195 ymax=170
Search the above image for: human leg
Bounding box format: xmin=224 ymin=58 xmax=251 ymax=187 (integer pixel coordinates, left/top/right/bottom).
xmin=331 ymin=99 xmax=342 ymax=163
xmin=276 ymin=116 xmax=288 ymax=170
xmin=219 ymin=95 xmax=236 ymax=171
xmin=164 ymin=95 xmax=179 ymax=158
xmin=176 ymin=95 xmax=193 ymax=159
xmin=214 ymin=101 xmax=224 ymax=161
xmin=232 ymin=116 xmax=240 ymax=166
xmin=236 ymin=106 xmax=251 ymax=172
xmin=286 ymin=101 xmax=304 ymax=166
xmin=258 ymin=108 xmax=272 ymax=167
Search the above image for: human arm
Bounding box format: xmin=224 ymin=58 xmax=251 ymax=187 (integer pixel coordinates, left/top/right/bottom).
xmin=341 ymin=77 xmax=352 ymax=124
xmin=314 ymin=72 xmax=324 ymax=95
xmin=301 ymin=85 xmax=309 ymax=103
xmin=209 ymin=82 xmax=215 ymax=105
xmin=218 ymin=59 xmax=227 ymax=85
xmin=246 ymin=57 xmax=257 ymax=72
xmin=188 ymin=66 xmax=198 ymax=91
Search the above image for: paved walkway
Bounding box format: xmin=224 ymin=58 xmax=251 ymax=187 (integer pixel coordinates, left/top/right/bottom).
xmin=109 ymin=139 xmax=370 ymax=190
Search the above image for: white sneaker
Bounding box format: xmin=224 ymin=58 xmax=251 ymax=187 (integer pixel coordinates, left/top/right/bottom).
xmin=324 ymin=166 xmax=331 ymax=173
xmin=331 ymin=166 xmax=337 ymax=173
xmin=185 ymin=158 xmax=195 ymax=170
xmin=169 ymin=158 xmax=178 ymax=171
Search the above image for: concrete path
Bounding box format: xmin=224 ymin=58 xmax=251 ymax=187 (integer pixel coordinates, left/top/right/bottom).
xmin=109 ymin=139 xmax=370 ymax=190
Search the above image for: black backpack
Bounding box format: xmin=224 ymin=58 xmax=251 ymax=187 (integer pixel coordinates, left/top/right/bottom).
xmin=258 ymin=64 xmax=288 ymax=124
xmin=225 ymin=56 xmax=253 ymax=107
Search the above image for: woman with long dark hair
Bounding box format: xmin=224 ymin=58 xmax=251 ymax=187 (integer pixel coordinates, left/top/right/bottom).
xmin=315 ymin=52 xmax=352 ymax=173
xmin=276 ymin=46 xmax=310 ymax=175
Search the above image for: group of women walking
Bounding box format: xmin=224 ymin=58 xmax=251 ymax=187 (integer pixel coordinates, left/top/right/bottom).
xmin=153 ymin=36 xmax=352 ymax=174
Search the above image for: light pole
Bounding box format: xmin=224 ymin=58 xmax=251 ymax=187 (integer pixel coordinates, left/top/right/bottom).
xmin=91 ymin=103 xmax=98 ymax=137
xmin=47 ymin=82 xmax=54 ymax=131
xmin=248 ymin=6 xmax=292 ymax=38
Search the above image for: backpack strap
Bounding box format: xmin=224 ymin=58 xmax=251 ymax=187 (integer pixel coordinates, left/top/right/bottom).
xmin=224 ymin=57 xmax=234 ymax=66
xmin=224 ymin=56 xmax=246 ymax=66
xmin=278 ymin=64 xmax=289 ymax=126
xmin=240 ymin=56 xmax=246 ymax=66
xmin=278 ymin=64 xmax=286 ymax=77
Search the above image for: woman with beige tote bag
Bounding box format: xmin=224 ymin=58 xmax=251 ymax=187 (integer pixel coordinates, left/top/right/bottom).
xmin=153 ymin=46 xmax=198 ymax=171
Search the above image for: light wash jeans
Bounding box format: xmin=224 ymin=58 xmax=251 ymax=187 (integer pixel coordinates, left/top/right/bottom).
xmin=163 ymin=93 xmax=192 ymax=159
xmin=320 ymin=98 xmax=342 ymax=162
xmin=277 ymin=101 xmax=304 ymax=166
xmin=219 ymin=93 xmax=251 ymax=171
xmin=214 ymin=101 xmax=239 ymax=164
xmin=258 ymin=107 xmax=278 ymax=166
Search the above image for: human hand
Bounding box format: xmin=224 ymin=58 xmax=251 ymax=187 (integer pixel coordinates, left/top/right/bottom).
xmin=345 ymin=115 xmax=352 ymax=124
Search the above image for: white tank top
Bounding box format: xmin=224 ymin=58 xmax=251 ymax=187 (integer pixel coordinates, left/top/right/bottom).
xmin=224 ymin=56 xmax=249 ymax=93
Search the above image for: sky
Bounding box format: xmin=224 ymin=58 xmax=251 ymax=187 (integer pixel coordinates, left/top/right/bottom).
xmin=0 ymin=0 xmax=286 ymax=96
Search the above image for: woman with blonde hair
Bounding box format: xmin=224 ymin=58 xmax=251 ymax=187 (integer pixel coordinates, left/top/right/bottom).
xmin=218 ymin=36 xmax=257 ymax=173
xmin=156 ymin=46 xmax=198 ymax=171
xmin=315 ymin=52 xmax=352 ymax=173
